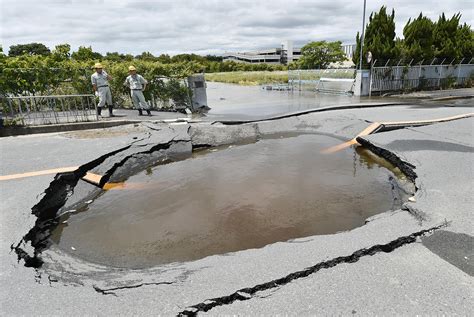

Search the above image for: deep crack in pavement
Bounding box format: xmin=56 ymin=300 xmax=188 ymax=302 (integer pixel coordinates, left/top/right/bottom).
xmin=177 ymin=223 xmax=448 ymax=316
xmin=93 ymin=281 xmax=175 ymax=296
xmin=11 ymin=124 xmax=191 ymax=269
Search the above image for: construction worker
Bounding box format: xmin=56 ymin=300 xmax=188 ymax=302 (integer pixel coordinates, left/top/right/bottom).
xmin=91 ymin=63 xmax=114 ymax=117
xmin=124 ymin=66 xmax=151 ymax=116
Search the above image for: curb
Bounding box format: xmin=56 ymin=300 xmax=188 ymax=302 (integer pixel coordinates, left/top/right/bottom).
xmin=0 ymin=120 xmax=139 ymax=137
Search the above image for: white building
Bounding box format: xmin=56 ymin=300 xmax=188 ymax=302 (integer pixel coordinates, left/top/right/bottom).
xmin=223 ymin=41 xmax=301 ymax=65
xmin=341 ymin=44 xmax=356 ymax=60
xmin=223 ymin=41 xmax=356 ymax=65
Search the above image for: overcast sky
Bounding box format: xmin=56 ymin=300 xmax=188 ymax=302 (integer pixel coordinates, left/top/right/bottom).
xmin=1 ymin=0 xmax=472 ymax=56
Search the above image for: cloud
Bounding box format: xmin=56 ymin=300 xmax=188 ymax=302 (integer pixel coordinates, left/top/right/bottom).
xmin=1 ymin=0 xmax=472 ymax=55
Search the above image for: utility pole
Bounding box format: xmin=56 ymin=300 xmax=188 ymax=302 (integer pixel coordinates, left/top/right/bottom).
xmin=359 ymin=0 xmax=367 ymax=71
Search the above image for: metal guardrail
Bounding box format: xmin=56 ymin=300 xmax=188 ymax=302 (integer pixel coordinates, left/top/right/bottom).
xmin=288 ymin=69 xmax=356 ymax=92
xmin=1 ymin=94 xmax=98 ymax=126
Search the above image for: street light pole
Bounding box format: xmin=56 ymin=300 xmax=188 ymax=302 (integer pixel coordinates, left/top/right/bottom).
xmin=359 ymin=0 xmax=367 ymax=71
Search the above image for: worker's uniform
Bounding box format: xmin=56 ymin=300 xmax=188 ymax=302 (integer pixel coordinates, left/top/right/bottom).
xmin=91 ymin=71 xmax=113 ymax=111
xmin=124 ymin=74 xmax=149 ymax=111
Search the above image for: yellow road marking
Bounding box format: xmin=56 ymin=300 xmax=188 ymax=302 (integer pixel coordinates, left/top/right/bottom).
xmin=103 ymin=182 xmax=148 ymax=190
xmin=0 ymin=166 xmax=79 ymax=181
xmin=322 ymin=122 xmax=381 ymax=154
xmin=322 ymin=113 xmax=474 ymax=154
xmin=82 ymin=172 xmax=102 ymax=185
xmin=102 ymin=182 xmax=125 ymax=190
xmin=379 ymin=113 xmax=474 ymax=126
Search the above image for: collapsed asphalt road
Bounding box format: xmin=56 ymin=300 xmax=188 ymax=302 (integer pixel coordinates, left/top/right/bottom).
xmin=0 ymin=102 xmax=473 ymax=315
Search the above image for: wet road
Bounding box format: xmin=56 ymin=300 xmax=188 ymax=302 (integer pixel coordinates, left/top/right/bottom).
xmin=206 ymin=82 xmax=360 ymax=120
xmin=1 ymin=87 xmax=473 ymax=315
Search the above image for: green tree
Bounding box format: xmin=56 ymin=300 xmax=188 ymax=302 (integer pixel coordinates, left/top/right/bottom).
xmin=71 ymin=46 xmax=103 ymax=61
xmin=365 ymin=6 xmax=397 ymax=63
xmin=353 ymin=32 xmax=362 ymax=66
xmin=136 ymin=51 xmax=156 ymax=61
xmin=171 ymin=53 xmax=207 ymax=63
xmin=0 ymin=46 xmax=5 ymax=62
xmin=298 ymin=41 xmax=345 ymax=69
xmin=353 ymin=6 xmax=397 ymax=66
xmin=51 ymin=44 xmax=71 ymax=61
xmin=157 ymin=54 xmax=172 ymax=63
xmin=456 ymin=23 xmax=474 ymax=60
xmin=0 ymin=46 xmax=6 ymax=97
xmin=104 ymin=52 xmax=124 ymax=62
xmin=9 ymin=43 xmax=51 ymax=57
xmin=433 ymin=13 xmax=461 ymax=60
xmin=403 ymin=13 xmax=435 ymax=62
xmin=433 ymin=13 xmax=473 ymax=61
xmin=205 ymin=55 xmax=223 ymax=62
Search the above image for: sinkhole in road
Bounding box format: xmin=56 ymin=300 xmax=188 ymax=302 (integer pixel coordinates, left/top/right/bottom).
xmin=51 ymin=134 xmax=412 ymax=269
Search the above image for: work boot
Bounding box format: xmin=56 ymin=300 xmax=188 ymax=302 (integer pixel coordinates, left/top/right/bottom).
xmin=108 ymin=105 xmax=114 ymax=117
xmin=138 ymin=109 xmax=143 ymax=116
xmin=146 ymin=109 xmax=151 ymax=116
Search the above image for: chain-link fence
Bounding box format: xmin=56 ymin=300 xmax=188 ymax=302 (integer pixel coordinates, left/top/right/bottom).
xmin=370 ymin=58 xmax=474 ymax=94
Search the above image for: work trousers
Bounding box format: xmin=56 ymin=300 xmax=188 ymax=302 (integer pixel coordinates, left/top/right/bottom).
xmin=97 ymin=86 xmax=113 ymax=108
xmin=131 ymin=90 xmax=149 ymax=110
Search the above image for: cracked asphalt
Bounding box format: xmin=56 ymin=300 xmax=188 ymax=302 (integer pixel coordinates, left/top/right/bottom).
xmin=1 ymin=89 xmax=473 ymax=315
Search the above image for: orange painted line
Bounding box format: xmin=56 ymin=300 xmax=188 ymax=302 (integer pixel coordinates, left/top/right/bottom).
xmin=82 ymin=172 xmax=103 ymax=185
xmin=0 ymin=166 xmax=79 ymax=181
xmin=380 ymin=112 xmax=474 ymax=126
xmin=320 ymin=139 xmax=358 ymax=154
xmin=103 ymin=182 xmax=148 ymax=190
xmin=103 ymin=182 xmax=125 ymax=190
xmin=321 ymin=113 xmax=473 ymax=154
xmin=321 ymin=122 xmax=381 ymax=154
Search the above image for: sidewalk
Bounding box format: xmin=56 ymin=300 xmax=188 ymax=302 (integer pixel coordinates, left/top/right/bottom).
xmin=0 ymin=109 xmax=192 ymax=137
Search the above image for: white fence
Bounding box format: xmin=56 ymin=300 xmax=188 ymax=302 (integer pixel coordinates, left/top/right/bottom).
xmin=370 ymin=59 xmax=474 ymax=93
xmin=288 ymin=69 xmax=355 ymax=93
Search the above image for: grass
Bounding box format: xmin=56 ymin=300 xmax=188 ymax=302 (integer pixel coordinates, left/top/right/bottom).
xmin=205 ymin=71 xmax=289 ymax=85
xmin=205 ymin=69 xmax=356 ymax=86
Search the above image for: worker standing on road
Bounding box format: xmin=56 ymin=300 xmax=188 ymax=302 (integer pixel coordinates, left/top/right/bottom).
xmin=124 ymin=66 xmax=151 ymax=116
xmin=91 ymin=63 xmax=114 ymax=117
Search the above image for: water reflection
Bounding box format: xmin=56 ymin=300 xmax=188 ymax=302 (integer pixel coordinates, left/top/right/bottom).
xmin=51 ymin=135 xmax=411 ymax=268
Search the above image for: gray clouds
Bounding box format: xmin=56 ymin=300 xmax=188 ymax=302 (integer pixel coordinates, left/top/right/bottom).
xmin=1 ymin=0 xmax=472 ymax=55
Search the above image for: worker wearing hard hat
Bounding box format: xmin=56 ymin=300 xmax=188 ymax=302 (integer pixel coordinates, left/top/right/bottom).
xmin=91 ymin=63 xmax=114 ymax=117
xmin=124 ymin=66 xmax=151 ymax=116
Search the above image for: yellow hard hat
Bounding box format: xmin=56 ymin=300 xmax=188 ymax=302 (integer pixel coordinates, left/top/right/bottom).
xmin=93 ymin=62 xmax=103 ymax=69
xmin=128 ymin=65 xmax=136 ymax=71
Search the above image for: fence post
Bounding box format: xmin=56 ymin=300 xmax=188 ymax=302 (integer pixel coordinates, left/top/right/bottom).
xmin=298 ymin=70 xmax=301 ymax=91
xmin=457 ymin=58 xmax=464 ymax=86
xmin=369 ymin=60 xmax=373 ymax=97
xmin=417 ymin=60 xmax=422 ymax=89
xmin=7 ymin=98 xmax=14 ymax=117
xmin=438 ymin=58 xmax=446 ymax=89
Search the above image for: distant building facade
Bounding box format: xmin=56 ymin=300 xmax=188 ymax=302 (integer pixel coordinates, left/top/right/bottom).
xmin=223 ymin=41 xmax=356 ymax=65
xmin=223 ymin=41 xmax=301 ymax=65
xmin=341 ymin=44 xmax=356 ymax=60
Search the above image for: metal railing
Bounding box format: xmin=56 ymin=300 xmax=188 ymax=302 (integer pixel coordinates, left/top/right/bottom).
xmin=370 ymin=58 xmax=474 ymax=94
xmin=288 ymin=69 xmax=356 ymax=93
xmin=1 ymin=94 xmax=97 ymax=126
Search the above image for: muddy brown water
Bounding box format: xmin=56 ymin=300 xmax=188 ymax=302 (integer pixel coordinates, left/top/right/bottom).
xmin=51 ymin=134 xmax=411 ymax=268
